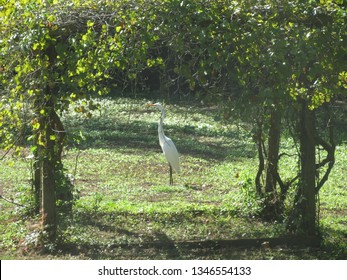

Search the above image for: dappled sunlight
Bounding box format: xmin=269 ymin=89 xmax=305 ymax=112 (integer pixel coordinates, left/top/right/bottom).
xmin=1 ymin=97 xmax=346 ymax=259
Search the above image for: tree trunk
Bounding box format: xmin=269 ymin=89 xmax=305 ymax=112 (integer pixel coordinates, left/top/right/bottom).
xmin=298 ymin=99 xmax=316 ymax=236
xmin=33 ymin=44 xmax=60 ymax=242
xmin=263 ymin=107 xmax=282 ymax=220
xmin=33 ymin=154 xmax=41 ymax=214
xmin=265 ymin=108 xmax=281 ymax=194
xmin=254 ymin=107 xmax=283 ymax=220
xmin=40 ymin=125 xmax=57 ymax=241
xmin=255 ymin=117 xmax=264 ymax=196
xmin=35 ymin=95 xmax=57 ymax=242
xmin=50 ymin=109 xmax=72 ymax=212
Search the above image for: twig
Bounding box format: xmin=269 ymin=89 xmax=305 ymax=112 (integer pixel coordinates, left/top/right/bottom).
xmin=0 ymin=194 xmax=25 ymax=207
xmin=0 ymin=133 xmax=24 ymax=161
xmin=73 ymin=149 xmax=81 ymax=180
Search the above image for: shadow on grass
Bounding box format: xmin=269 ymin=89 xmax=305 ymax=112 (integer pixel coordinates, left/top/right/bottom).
xmin=53 ymin=210 xmax=341 ymax=260
xmin=56 ymin=229 xmax=325 ymax=260
xmin=64 ymin=117 xmax=255 ymax=161
xmin=320 ymin=226 xmax=347 ymax=259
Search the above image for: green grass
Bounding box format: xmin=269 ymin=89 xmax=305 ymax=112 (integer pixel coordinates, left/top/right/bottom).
xmin=0 ymin=97 xmax=346 ymax=259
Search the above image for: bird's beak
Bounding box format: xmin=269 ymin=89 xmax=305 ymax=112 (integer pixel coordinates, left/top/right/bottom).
xmin=146 ymin=103 xmax=155 ymax=107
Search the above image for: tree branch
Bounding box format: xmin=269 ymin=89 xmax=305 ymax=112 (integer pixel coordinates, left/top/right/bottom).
xmin=254 ymin=117 xmax=264 ymax=195
xmin=0 ymin=194 xmax=25 ymax=207
xmin=315 ymin=112 xmax=336 ymax=193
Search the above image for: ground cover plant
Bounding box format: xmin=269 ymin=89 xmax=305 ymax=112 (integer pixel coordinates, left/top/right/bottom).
xmin=0 ymin=97 xmax=346 ymax=259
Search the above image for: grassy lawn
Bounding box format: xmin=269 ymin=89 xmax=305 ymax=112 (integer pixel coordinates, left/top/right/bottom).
xmin=0 ymin=97 xmax=346 ymax=259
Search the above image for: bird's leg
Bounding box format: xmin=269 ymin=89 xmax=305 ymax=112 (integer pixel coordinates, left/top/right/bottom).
xmin=169 ymin=164 xmax=173 ymax=185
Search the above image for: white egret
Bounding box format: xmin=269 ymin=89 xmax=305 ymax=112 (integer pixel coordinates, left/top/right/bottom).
xmin=147 ymin=103 xmax=180 ymax=185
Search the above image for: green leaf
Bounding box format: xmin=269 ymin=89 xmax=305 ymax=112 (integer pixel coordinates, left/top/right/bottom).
xmin=30 ymin=145 xmax=37 ymax=153
xmin=32 ymin=42 xmax=41 ymax=51
xmin=87 ymin=20 xmax=94 ymax=27
xmin=32 ymin=122 xmax=40 ymax=130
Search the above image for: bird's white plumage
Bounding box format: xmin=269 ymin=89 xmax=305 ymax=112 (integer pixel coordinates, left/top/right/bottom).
xmin=159 ymin=134 xmax=180 ymax=173
xmin=148 ymin=102 xmax=180 ymax=184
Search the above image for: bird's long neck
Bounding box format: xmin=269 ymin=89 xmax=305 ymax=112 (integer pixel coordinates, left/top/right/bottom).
xmin=158 ymin=116 xmax=164 ymax=133
xmin=158 ymin=110 xmax=166 ymax=143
